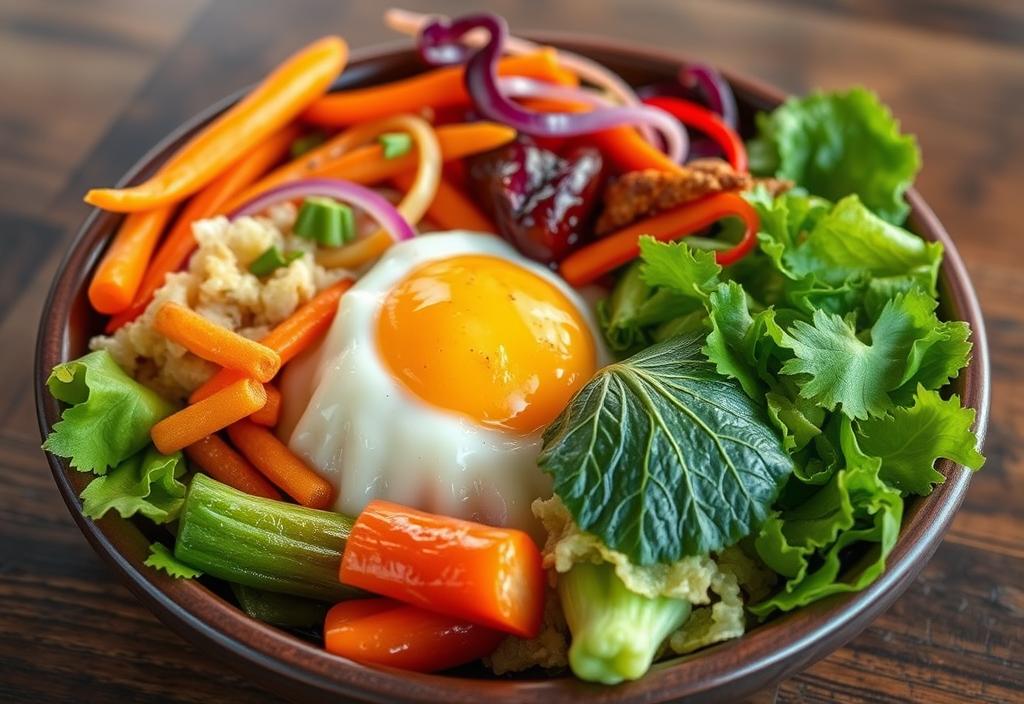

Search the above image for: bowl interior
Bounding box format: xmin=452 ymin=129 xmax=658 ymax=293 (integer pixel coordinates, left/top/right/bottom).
xmin=35 ymin=36 xmax=989 ymax=704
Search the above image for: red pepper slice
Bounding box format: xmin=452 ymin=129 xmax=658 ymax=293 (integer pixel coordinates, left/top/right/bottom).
xmin=643 ymin=96 xmax=748 ymax=172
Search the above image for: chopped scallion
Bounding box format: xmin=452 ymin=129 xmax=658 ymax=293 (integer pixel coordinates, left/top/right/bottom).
xmin=378 ymin=131 xmax=412 ymax=159
xmin=289 ymin=130 xmax=327 ymax=158
xmin=294 ymin=196 xmax=354 ymax=247
xmin=249 ymin=246 xmax=304 ymax=277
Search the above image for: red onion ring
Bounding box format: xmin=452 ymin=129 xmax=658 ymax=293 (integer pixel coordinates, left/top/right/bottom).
xmin=680 ymin=64 xmax=738 ymax=130
xmin=230 ymin=178 xmax=416 ymax=242
xmin=419 ymin=13 xmax=689 ymax=163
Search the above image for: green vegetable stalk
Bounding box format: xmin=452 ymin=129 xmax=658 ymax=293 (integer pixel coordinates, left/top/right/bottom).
xmin=175 ymin=474 xmax=361 ymax=602
xmin=230 ymin=584 xmax=329 ymax=629
xmin=558 ymin=562 xmax=691 ymax=685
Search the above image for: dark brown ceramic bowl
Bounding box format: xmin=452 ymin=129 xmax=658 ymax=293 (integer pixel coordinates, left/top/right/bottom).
xmin=35 ymin=35 xmax=990 ymax=704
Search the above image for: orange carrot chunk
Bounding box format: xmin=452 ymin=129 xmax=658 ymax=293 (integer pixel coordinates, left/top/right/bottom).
xmin=154 ymin=302 xmax=281 ymax=383
xmin=190 ymin=278 xmax=353 ymax=404
xmin=152 ymin=379 xmax=266 ymax=454
xmin=184 ymin=434 xmax=281 ymax=500
xmin=249 ymin=384 xmax=282 ymax=427
xmin=226 ymin=420 xmax=333 ymax=510
xmin=324 ymin=598 xmax=505 ymax=673
xmin=105 ymin=124 xmax=301 ymax=332
xmin=339 ymin=500 xmax=546 ymax=638
xmin=88 ymin=206 xmax=176 ymax=314
xmin=85 ymin=37 xmax=348 ymax=212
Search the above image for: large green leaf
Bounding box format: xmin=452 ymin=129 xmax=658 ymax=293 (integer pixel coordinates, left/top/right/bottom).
xmin=539 ymin=334 xmax=793 ymax=565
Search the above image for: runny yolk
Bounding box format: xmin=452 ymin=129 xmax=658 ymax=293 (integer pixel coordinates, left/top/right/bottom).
xmin=376 ymin=254 xmax=598 ymax=433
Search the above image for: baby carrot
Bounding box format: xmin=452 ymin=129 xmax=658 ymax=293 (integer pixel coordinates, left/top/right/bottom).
xmin=340 ymin=500 xmax=546 ymax=638
xmin=189 ymin=278 xmax=353 ymax=404
xmin=224 ymin=122 xmax=516 ymax=213
xmin=86 ymin=37 xmax=347 ymax=212
xmin=184 ymin=434 xmax=281 ymax=500
xmin=226 ymin=420 xmax=333 ymax=509
xmin=152 ymin=379 xmax=266 ymax=454
xmin=392 ymin=173 xmax=496 ymax=233
xmin=590 ymin=125 xmax=682 ymax=174
xmin=324 ymin=599 xmax=505 ymax=673
xmin=249 ymin=384 xmax=281 ymax=427
xmin=105 ymin=124 xmax=301 ymax=332
xmin=88 ymin=207 xmax=175 ymax=314
xmin=154 ymin=302 xmax=281 ymax=383
xmin=559 ymin=193 xmax=760 ymax=287
xmin=302 ymin=50 xmax=576 ymax=126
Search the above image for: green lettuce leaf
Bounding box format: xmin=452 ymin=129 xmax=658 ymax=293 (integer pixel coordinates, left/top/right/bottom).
xmin=786 ymin=195 xmax=943 ymax=296
xmin=750 ymin=418 xmax=903 ymax=615
xmin=539 ymin=334 xmax=793 ymax=565
xmin=79 ymin=446 xmax=186 ymax=524
xmin=746 ymin=187 xmax=831 ymax=280
xmin=748 ymin=87 xmax=921 ymax=224
xmin=42 ymin=350 xmax=177 ymax=474
xmin=145 ymin=542 xmax=203 ymax=579
xmin=779 ymin=290 xmax=953 ymax=419
xmin=637 ymin=236 xmax=721 ymax=300
xmin=857 ymin=385 xmax=985 ymax=495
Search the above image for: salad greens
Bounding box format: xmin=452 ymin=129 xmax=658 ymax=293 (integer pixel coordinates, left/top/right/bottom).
xmin=538 ymin=333 xmax=793 ymax=564
xmin=145 ymin=542 xmax=203 ymax=579
xmin=748 ymin=87 xmax=921 ymax=224
xmin=80 ymin=446 xmax=186 ymax=524
xmin=43 ymin=350 xmax=176 ymax=474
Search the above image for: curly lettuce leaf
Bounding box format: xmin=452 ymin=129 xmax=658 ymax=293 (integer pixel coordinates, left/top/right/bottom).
xmin=42 ymin=350 xmax=177 ymax=474
xmin=748 ymin=87 xmax=921 ymax=224
xmin=637 ymin=236 xmax=722 ymax=300
xmin=786 ymin=195 xmax=943 ymax=296
xmin=857 ymin=385 xmax=985 ymax=495
xmin=779 ymin=289 xmax=957 ymax=419
xmin=79 ymin=447 xmax=186 ymax=524
xmin=539 ymin=334 xmax=793 ymax=564
xmin=145 ymin=542 xmax=203 ymax=579
xmin=751 ymin=418 xmax=903 ymax=615
xmin=746 ymin=186 xmax=831 ymax=280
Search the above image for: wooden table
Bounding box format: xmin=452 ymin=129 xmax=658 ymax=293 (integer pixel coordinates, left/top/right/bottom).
xmin=2 ymin=1 xmax=1021 ymax=701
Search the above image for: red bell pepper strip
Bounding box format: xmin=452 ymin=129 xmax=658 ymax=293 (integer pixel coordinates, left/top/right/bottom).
xmin=339 ymin=500 xmax=545 ymax=638
xmin=324 ymin=598 xmax=505 ymax=673
xmin=559 ymin=192 xmax=759 ymax=287
xmin=643 ymin=96 xmax=748 ymax=172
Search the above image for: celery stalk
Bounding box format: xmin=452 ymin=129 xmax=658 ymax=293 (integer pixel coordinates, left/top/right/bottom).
xmin=559 ymin=562 xmax=692 ymax=685
xmin=230 ymin=583 xmax=329 ymax=628
xmin=175 ymin=474 xmax=360 ymax=602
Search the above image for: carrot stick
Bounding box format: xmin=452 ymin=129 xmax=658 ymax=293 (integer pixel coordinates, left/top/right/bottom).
xmin=393 ymin=173 xmax=496 ymax=233
xmin=184 ymin=434 xmax=281 ymax=500
xmin=86 ymin=37 xmax=347 ymax=212
xmin=189 ymin=278 xmax=353 ymax=404
xmin=152 ymin=379 xmax=266 ymax=454
xmin=324 ymin=598 xmax=504 ymax=673
xmin=339 ymin=500 xmax=546 ymax=638
xmin=226 ymin=420 xmax=333 ymax=509
xmin=88 ymin=206 xmax=176 ymax=314
xmin=590 ymin=125 xmax=682 ymax=174
xmin=249 ymin=384 xmax=281 ymax=426
xmin=559 ymin=193 xmax=760 ymax=287
xmin=224 ymin=122 xmax=516 ymax=214
xmin=105 ymin=125 xmax=301 ymax=332
xmin=154 ymin=302 xmax=282 ymax=383
xmin=303 ymin=50 xmax=576 ymax=126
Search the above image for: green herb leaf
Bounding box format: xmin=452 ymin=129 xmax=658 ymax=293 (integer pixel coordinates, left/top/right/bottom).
xmin=637 ymin=236 xmax=721 ymax=300
xmin=378 ymin=131 xmax=412 ymax=159
xmin=748 ymin=88 xmax=921 ymax=224
xmin=42 ymin=351 xmax=177 ymax=474
xmin=146 ymin=542 xmax=203 ymax=579
xmin=80 ymin=446 xmax=186 ymax=523
xmin=249 ymin=245 xmax=304 ymax=277
xmin=857 ymin=385 xmax=984 ymax=495
xmin=539 ymin=334 xmax=793 ymax=565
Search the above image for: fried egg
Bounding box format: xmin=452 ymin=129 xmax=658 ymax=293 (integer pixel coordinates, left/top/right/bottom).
xmin=280 ymin=232 xmax=608 ymax=533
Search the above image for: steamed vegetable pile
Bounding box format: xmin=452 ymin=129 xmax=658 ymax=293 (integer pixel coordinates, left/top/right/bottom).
xmin=42 ymin=8 xmax=983 ymax=688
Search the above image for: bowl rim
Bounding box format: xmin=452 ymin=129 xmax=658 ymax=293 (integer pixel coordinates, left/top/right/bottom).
xmin=34 ymin=34 xmax=991 ymax=704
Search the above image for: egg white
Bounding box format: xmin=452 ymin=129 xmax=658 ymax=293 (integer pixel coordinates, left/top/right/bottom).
xmin=280 ymin=231 xmax=609 ymax=535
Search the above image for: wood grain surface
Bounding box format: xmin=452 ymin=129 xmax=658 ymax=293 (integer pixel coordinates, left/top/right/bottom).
xmin=2 ymin=1 xmax=1021 ymax=702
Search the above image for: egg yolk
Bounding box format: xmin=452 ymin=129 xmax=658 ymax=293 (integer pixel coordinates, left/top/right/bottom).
xmin=376 ymin=254 xmax=597 ymax=433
